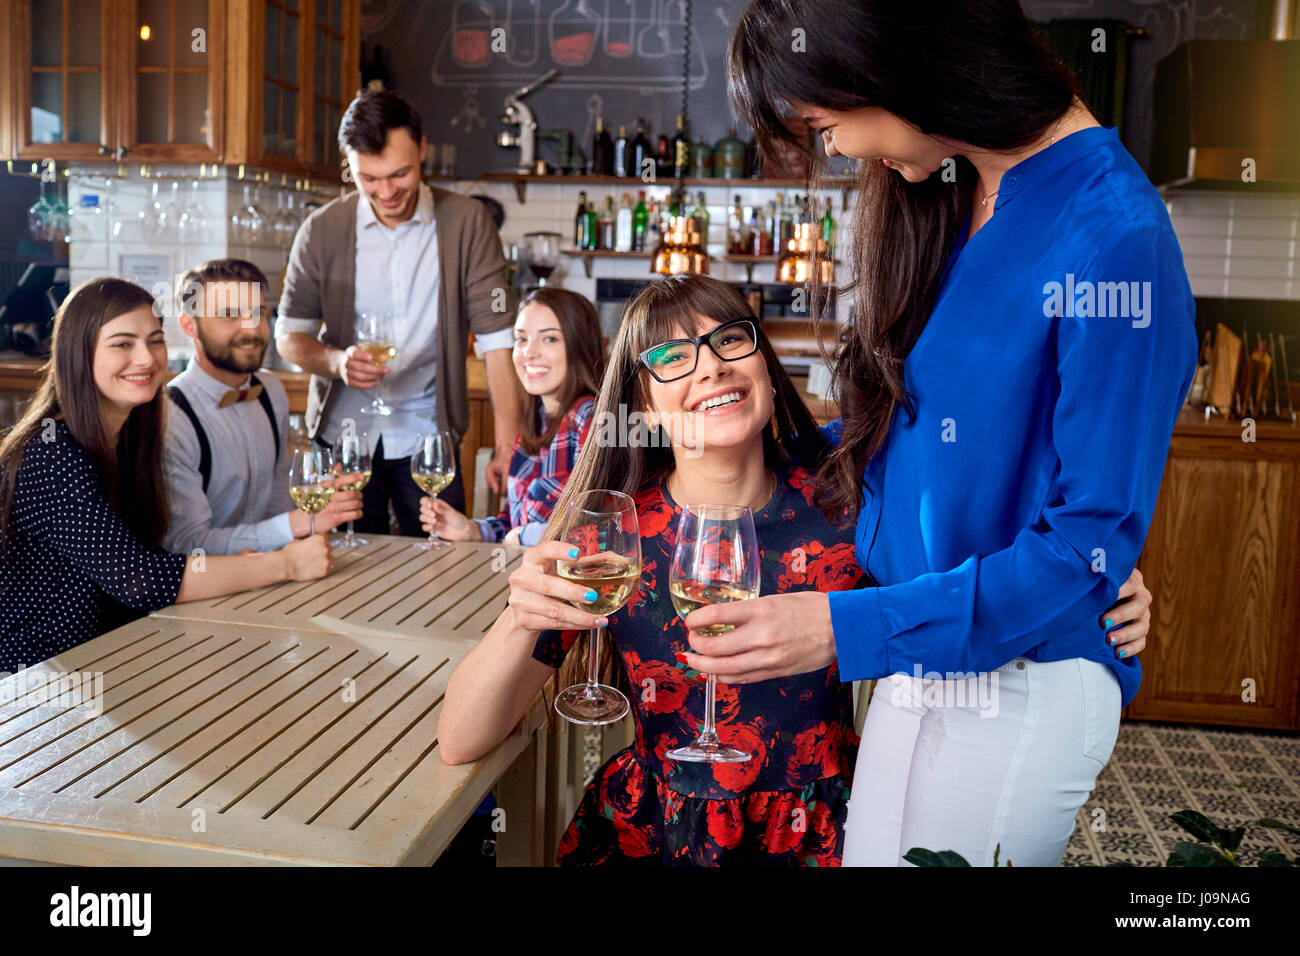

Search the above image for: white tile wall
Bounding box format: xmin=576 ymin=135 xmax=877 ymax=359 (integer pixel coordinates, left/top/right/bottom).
xmin=1165 ymin=191 xmax=1299 ymax=300
xmin=64 ymin=164 xmax=339 ymax=356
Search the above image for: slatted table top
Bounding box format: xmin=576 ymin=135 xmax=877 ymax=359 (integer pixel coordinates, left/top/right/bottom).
xmin=152 ymin=537 xmax=523 ymax=640
xmin=0 ymin=616 xmax=544 ymax=866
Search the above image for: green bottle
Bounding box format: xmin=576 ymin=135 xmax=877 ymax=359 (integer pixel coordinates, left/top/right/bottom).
xmin=582 ymin=202 xmax=598 ymax=251
xmin=632 ymin=189 xmax=648 ymax=252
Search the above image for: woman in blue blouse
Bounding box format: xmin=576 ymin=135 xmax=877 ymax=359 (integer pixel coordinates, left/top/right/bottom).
xmin=687 ymin=0 xmax=1198 ymax=865
xmin=0 ymin=277 xmax=334 ymax=673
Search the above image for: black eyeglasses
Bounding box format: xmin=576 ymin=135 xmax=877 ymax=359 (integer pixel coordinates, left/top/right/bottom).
xmin=638 ymin=319 xmax=760 ymax=383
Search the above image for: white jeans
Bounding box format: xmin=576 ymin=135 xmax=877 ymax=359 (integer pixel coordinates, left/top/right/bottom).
xmin=843 ymin=656 xmax=1121 ymax=866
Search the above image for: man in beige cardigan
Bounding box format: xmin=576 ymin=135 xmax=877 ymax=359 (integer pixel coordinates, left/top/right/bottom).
xmin=277 ymin=90 xmax=520 ymax=535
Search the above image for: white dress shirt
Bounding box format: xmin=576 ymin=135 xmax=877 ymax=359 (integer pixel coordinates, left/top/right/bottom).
xmin=162 ymin=360 xmax=294 ymax=556
xmin=277 ymin=183 xmax=513 ymax=460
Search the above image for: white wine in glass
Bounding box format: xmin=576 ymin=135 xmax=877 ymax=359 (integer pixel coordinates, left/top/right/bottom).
xmin=410 ymin=431 xmax=456 ymax=551
xmin=289 ymin=447 xmax=336 ymax=537
xmin=553 ymin=490 xmax=641 ymax=726
xmin=355 ymin=312 xmax=395 ymax=416
xmin=667 ymin=503 xmax=760 ymax=763
xmin=333 ymin=432 xmax=371 ymax=549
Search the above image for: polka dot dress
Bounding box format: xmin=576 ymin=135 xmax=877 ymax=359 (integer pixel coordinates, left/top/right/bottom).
xmin=0 ymin=422 xmax=186 ymax=673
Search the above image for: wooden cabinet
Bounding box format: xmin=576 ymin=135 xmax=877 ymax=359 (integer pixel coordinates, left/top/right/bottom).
xmin=223 ymin=0 xmax=358 ymax=177
xmin=1130 ymin=412 xmax=1300 ymax=730
xmin=3 ymin=0 xmax=358 ymax=176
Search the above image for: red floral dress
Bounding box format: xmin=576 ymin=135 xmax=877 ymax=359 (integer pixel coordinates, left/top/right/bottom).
xmin=532 ymin=462 xmax=868 ymax=866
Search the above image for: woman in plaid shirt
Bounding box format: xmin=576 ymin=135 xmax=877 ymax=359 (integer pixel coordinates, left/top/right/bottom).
xmin=419 ymin=289 xmax=606 ymax=548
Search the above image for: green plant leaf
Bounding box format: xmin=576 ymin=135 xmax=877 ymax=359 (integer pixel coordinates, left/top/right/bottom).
xmin=1167 ymin=841 xmax=1235 ymax=867
xmin=1219 ymin=825 xmax=1246 ymax=852
xmin=903 ymin=847 xmax=971 ymax=867
xmin=1257 ymin=818 xmax=1300 ymax=838
xmin=1169 ymin=810 xmax=1223 ymax=846
xmin=1255 ymin=850 xmax=1298 ymax=868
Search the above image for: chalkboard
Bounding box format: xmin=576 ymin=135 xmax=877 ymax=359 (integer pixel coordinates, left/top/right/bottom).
xmin=361 ymin=0 xmax=747 ymax=178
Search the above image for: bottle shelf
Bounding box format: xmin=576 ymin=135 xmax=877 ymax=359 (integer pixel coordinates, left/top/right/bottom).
xmin=479 ymin=172 xmax=856 ymax=203
xmin=562 ymin=248 xmax=654 ymax=278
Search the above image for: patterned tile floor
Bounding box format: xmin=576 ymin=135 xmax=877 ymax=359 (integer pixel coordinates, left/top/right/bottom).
xmin=584 ymin=721 xmax=1300 ymax=866
xmin=1065 ymin=721 xmax=1300 ymax=866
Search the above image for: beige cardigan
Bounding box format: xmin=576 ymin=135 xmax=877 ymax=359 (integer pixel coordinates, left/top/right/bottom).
xmin=278 ymin=187 xmax=513 ymax=440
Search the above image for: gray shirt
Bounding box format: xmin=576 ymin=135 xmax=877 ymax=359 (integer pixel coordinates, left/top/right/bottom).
xmin=162 ymin=359 xmax=294 ymax=556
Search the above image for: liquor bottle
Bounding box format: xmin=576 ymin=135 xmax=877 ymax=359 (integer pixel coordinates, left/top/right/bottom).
xmin=632 ymin=190 xmax=649 ymax=252
xmin=591 ymin=118 xmax=613 ymax=176
xmin=615 ymin=193 xmax=634 ymax=252
xmin=757 ymin=202 xmax=775 ymax=256
xmin=728 ymin=195 xmax=745 ymax=254
xmin=772 ymin=192 xmax=786 ymax=251
xmin=645 ymin=199 xmax=661 ymax=249
xmin=820 ymin=197 xmax=836 ymax=257
xmin=691 ymin=190 xmax=709 ymax=242
xmin=631 ymin=119 xmax=651 ymax=180
xmin=574 ymin=191 xmax=588 ymax=247
xmin=668 ymin=181 xmax=687 ymax=219
xmin=673 ymin=114 xmax=690 ymax=178
xmin=613 ymin=125 xmax=629 ymax=177
xmin=582 ymin=199 xmax=598 ymax=251
xmin=656 ymin=135 xmax=671 ymax=179
xmin=598 ymin=195 xmax=616 ymax=249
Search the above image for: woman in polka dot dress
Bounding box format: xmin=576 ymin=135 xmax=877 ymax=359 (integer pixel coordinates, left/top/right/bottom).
xmin=0 ymin=277 xmax=333 ymax=673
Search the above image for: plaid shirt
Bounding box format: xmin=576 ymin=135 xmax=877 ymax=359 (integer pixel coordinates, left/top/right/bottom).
xmin=476 ymin=395 xmax=596 ymax=546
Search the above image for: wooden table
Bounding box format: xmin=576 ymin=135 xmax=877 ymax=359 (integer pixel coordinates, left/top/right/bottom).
xmin=153 ymin=537 xmax=523 ymax=641
xmin=0 ymin=539 xmax=551 ymax=866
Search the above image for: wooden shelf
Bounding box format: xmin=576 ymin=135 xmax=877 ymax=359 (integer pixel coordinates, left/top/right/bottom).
xmin=479 ymin=172 xmax=856 ymax=203
xmin=561 ymin=248 xmax=653 ymax=278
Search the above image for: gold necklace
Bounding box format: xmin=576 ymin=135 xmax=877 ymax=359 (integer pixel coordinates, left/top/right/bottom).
xmin=979 ymin=110 xmax=1070 ymax=208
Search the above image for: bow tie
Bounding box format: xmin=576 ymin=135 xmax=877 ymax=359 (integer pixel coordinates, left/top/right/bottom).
xmin=218 ymin=383 xmax=264 ymax=408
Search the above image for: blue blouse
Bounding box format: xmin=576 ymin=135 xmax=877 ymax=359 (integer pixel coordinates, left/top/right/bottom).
xmin=827 ymin=127 xmax=1197 ymax=706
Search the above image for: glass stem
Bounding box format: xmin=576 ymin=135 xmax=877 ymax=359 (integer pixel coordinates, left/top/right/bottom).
xmin=702 ymin=673 xmax=717 ymax=738
xmin=346 ymin=518 xmax=355 ymax=545
xmin=428 ymin=493 xmax=439 ymax=546
xmin=585 ymin=627 xmax=601 ymax=692
xmin=309 ymin=512 xmax=316 ymax=536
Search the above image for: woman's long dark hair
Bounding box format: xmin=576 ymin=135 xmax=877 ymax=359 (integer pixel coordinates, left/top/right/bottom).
xmin=542 ymin=274 xmax=833 ymax=701
xmin=516 ymin=287 xmax=606 ymax=456
xmin=0 ymin=277 xmax=171 ymax=558
xmin=730 ymin=0 xmax=1078 ymax=518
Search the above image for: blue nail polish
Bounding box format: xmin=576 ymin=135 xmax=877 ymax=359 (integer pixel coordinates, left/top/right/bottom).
xmin=1117 ymin=649 xmax=1126 ymax=658
xmin=1103 ymin=618 xmax=1115 ymax=630
xmin=584 ymin=589 xmax=598 ymax=603
xmin=568 ymin=548 xmax=579 ymax=559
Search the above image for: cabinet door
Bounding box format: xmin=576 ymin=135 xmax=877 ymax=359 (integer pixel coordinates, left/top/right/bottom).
xmin=1130 ymin=436 xmax=1300 ymax=730
xmin=255 ymin=0 xmax=308 ymax=169
xmin=306 ymin=0 xmax=356 ymax=182
xmin=119 ymin=0 xmax=225 ymax=161
xmin=12 ymin=0 xmax=115 ymax=159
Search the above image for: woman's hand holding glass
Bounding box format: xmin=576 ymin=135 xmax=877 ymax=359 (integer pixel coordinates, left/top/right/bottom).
xmin=682 ymin=566 xmax=1158 ymax=683
xmin=504 ymin=539 xmax=613 ymax=634
xmin=418 ymin=496 xmax=483 ymax=542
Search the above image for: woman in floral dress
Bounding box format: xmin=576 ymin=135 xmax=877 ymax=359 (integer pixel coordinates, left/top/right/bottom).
xmin=435 ymin=275 xmax=1153 ymax=866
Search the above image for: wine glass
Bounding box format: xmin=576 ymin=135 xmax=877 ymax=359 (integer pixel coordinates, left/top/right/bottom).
xmin=524 ymin=231 xmax=561 ymax=287
xmin=553 ymin=490 xmax=641 ymax=725
xmin=354 ymin=311 xmax=396 ymax=416
xmin=178 ymin=180 xmax=207 ymax=245
xmin=27 ymin=179 xmax=56 ymax=240
xmin=667 ymin=503 xmax=761 ymax=762
xmin=333 ymin=431 xmax=371 ymax=548
xmin=288 ymin=447 xmax=336 ymax=537
xmin=410 ymin=431 xmax=456 ymax=552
